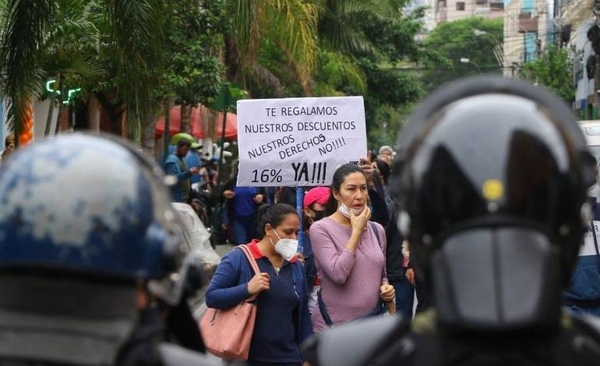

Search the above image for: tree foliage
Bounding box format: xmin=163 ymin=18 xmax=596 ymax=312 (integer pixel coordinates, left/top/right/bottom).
xmin=225 ymin=0 xmax=319 ymax=95
xmin=0 ymin=0 xmax=434 ymax=151
xmin=346 ymin=2 xmax=425 ymax=147
xmin=160 ymin=0 xmax=229 ymax=107
xmin=421 ymin=17 xmax=504 ymax=91
xmin=0 ymin=0 xmax=169 ymax=143
xmin=518 ymin=46 xmax=574 ymax=103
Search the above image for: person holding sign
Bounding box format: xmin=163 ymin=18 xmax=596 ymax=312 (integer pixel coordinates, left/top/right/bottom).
xmin=309 ymin=164 xmax=395 ymax=332
xmin=358 ymin=157 xmax=389 ymax=226
xmin=222 ymin=171 xmax=267 ymax=245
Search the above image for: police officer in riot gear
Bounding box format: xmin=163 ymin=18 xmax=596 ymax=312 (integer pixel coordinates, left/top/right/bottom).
xmin=302 ymin=76 xmax=600 ymax=366
xmin=0 ymin=134 xmax=221 ymax=365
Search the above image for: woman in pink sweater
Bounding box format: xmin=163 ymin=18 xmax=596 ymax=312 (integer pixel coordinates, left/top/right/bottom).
xmin=309 ymin=163 xmax=395 ymax=332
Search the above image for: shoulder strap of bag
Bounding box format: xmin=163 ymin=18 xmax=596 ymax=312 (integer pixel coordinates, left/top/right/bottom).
xmin=237 ymin=245 xmax=260 ymax=275
xmin=369 ymin=222 xmax=387 ymax=281
xmin=236 ymin=245 xmax=261 ymax=301
xmin=317 ymin=289 xmax=335 ymax=326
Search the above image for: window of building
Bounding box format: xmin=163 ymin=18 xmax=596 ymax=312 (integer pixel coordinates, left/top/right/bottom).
xmin=456 ymin=1 xmax=465 ymax=10
xmin=475 ymin=0 xmax=486 ymax=5
xmin=490 ymin=2 xmax=504 ymax=10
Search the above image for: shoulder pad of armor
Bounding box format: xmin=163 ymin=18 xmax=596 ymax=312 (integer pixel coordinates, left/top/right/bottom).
xmin=310 ymin=315 xmax=411 ymax=366
xmin=158 ymin=343 xmax=222 ymax=366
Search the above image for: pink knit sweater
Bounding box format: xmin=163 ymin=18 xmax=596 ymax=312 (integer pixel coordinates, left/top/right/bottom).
xmin=308 ymin=217 xmax=386 ymax=333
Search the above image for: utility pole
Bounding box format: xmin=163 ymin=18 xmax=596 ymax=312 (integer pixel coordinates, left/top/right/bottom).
xmin=523 ymin=33 xmax=528 ymax=64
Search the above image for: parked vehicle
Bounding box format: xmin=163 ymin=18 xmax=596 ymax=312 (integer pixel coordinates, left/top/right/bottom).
xmin=579 ymin=120 xmax=600 ymax=160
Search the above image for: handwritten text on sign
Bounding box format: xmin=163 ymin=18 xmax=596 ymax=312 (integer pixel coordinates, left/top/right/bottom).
xmin=237 ymin=96 xmax=367 ymax=187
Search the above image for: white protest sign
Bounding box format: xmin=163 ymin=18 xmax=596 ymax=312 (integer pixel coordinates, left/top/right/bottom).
xmin=237 ymin=96 xmax=367 ymax=187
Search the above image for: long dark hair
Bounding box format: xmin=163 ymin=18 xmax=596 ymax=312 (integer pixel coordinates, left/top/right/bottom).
xmin=325 ymin=163 xmax=366 ymax=215
xmin=256 ymin=203 xmax=298 ymax=237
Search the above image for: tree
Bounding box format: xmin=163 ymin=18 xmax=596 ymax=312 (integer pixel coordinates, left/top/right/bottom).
xmin=518 ymin=46 xmax=574 ymax=103
xmin=0 ymin=0 xmax=56 ymax=146
xmin=312 ymin=50 xmax=366 ymax=97
xmin=154 ymin=0 xmax=229 ymax=144
xmin=315 ymin=0 xmax=394 ymax=56
xmin=421 ymin=17 xmax=504 ymax=91
xmin=224 ymin=0 xmax=319 ymax=96
xmin=39 ymin=0 xmax=104 ymax=136
xmin=336 ymin=1 xmax=426 ymax=147
xmin=0 ymin=0 xmax=167 ymax=146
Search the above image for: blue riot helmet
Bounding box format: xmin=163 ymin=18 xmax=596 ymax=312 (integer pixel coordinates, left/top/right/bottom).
xmin=0 ymin=134 xmax=189 ymax=364
xmin=390 ymin=76 xmax=596 ymax=334
xmin=0 ymin=133 xmax=184 ymax=279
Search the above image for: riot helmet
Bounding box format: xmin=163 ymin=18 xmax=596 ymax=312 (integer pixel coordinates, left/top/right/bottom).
xmin=0 ymin=133 xmax=190 ymax=364
xmin=390 ymin=76 xmax=596 ymax=335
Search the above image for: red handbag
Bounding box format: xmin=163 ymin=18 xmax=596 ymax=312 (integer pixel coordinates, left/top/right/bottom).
xmin=200 ymin=245 xmax=260 ymax=360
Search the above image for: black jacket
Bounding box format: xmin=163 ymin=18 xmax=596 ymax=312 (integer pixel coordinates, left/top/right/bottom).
xmin=385 ymin=199 xmax=406 ymax=282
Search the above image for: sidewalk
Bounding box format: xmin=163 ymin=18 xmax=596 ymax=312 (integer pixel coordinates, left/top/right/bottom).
xmin=215 ymin=243 xmax=233 ymax=257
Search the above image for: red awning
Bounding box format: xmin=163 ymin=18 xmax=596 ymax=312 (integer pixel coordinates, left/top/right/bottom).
xmin=155 ymin=105 xmax=237 ymax=140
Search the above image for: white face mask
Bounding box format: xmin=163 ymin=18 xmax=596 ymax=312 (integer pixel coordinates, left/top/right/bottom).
xmin=270 ymin=230 xmax=298 ymax=261
xmin=338 ymin=203 xmax=364 ymax=218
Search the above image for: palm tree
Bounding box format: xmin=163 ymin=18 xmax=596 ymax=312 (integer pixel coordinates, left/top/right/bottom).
xmin=0 ymin=0 xmax=165 ymax=146
xmin=225 ymin=0 xmax=319 ymax=96
xmin=314 ymin=0 xmax=402 ymax=56
xmin=312 ymin=50 xmax=366 ymax=96
xmin=104 ymin=0 xmax=165 ymax=143
xmin=0 ymin=0 xmax=53 ymax=146
xmin=40 ymin=0 xmax=104 ymax=136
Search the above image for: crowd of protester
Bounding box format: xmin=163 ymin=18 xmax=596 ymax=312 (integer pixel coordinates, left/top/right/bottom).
xmin=158 ymin=134 xmax=600 ymax=364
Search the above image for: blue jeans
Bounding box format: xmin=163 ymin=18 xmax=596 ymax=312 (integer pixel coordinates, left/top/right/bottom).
xmin=231 ymin=214 xmax=257 ymax=245
xmin=391 ymin=278 xmax=415 ymax=320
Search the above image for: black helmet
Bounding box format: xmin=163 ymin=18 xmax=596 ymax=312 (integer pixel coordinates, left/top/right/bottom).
xmin=390 ymin=76 xmax=596 ymax=334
